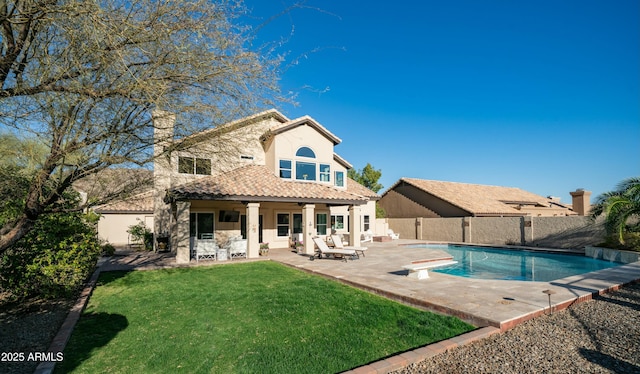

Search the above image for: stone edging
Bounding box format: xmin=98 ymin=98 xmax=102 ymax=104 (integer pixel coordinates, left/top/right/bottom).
xmin=341 ymin=326 xmax=501 ymax=374
xmin=33 ymin=259 xmax=106 ymax=374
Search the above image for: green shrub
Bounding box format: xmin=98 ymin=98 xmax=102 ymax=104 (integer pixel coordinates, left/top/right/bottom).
xmin=127 ymin=221 xmax=153 ymax=250
xmin=102 ymin=243 xmax=116 ymax=256
xmin=0 ymin=210 xmax=102 ymax=299
xmin=601 ymin=231 xmax=640 ymax=252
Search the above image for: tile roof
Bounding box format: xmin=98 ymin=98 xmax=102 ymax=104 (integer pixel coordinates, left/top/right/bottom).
xmin=73 ymin=168 xmax=153 ymax=200
xmin=94 ymin=191 xmax=154 ymax=213
xmin=392 ymin=178 xmax=573 ymax=216
xmin=168 ymin=165 xmax=377 ymax=205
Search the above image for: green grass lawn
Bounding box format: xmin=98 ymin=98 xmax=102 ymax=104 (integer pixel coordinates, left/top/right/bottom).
xmin=57 ymin=262 xmax=474 ymax=373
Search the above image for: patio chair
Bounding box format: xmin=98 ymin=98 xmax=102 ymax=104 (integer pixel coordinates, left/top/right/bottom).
xmin=387 ymin=229 xmax=400 ymax=240
xmin=228 ymin=238 xmax=247 ymax=260
xmin=330 ymin=234 xmax=367 ymax=257
xmin=311 ymin=237 xmax=357 ymax=262
xmin=195 ymin=239 xmax=217 ymax=262
xmin=361 ymin=229 xmax=374 ymax=243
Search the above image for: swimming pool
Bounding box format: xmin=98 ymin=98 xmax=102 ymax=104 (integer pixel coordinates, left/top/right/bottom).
xmin=410 ymin=244 xmax=623 ymax=282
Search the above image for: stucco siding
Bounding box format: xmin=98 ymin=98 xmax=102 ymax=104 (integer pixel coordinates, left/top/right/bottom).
xmin=470 ymin=217 xmax=522 ymax=245
xmin=388 ymin=216 xmax=605 ymax=249
xmin=531 ymin=216 xmax=605 ymax=248
xmin=379 ymin=189 xmax=440 ymax=218
xmin=98 ymin=213 xmax=154 ymax=246
xmin=388 ymin=218 xmax=416 ymax=239
xmin=422 ymin=218 xmax=464 ymax=242
xmin=388 ymin=183 xmax=470 ymax=217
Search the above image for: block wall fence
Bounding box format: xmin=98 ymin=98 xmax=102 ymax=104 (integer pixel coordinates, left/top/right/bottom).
xmin=387 ymin=216 xmax=605 ymax=249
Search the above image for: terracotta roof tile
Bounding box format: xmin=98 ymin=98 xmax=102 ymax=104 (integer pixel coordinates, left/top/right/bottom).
xmin=398 ymin=178 xmax=573 ymax=215
xmin=94 ymin=191 xmax=154 ymax=213
xmin=169 ymin=165 xmax=377 ymax=204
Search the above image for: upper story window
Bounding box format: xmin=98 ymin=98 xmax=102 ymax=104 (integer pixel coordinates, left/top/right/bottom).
xmin=335 ymin=171 xmax=344 ymax=187
xmin=295 ymin=146 xmax=317 ymax=181
xmin=296 ymin=161 xmax=316 ymax=180
xmin=319 ymin=164 xmax=330 ymax=182
xmin=178 ymin=156 xmax=211 ymax=175
xmin=277 ymin=146 xmax=334 ymax=183
xmin=296 ymin=147 xmax=316 ymax=158
xmin=279 ymin=159 xmax=292 ymax=179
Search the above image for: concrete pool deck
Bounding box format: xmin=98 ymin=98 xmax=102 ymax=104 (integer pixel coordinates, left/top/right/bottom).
xmin=268 ymin=239 xmax=640 ymax=330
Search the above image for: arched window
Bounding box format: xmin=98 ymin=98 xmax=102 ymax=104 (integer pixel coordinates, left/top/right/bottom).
xmin=294 ymin=147 xmax=316 ymax=180
xmin=295 ymin=147 xmax=316 ymax=158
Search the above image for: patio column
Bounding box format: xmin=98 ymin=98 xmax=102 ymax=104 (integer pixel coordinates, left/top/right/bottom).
xmin=246 ymin=202 xmax=260 ymax=258
xmin=349 ymin=205 xmax=362 ymax=247
xmin=302 ymin=204 xmax=315 ymax=256
xmin=175 ymin=201 xmax=191 ymax=264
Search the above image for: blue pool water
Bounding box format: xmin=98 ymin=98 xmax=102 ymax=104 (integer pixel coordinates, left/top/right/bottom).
xmin=410 ymin=244 xmax=623 ymax=282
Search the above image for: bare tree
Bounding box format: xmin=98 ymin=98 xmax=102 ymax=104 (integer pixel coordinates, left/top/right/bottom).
xmin=0 ymin=0 xmax=284 ymax=253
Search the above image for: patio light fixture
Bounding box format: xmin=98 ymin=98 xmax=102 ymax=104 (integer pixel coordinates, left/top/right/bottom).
xmin=542 ymin=289 xmax=556 ymax=314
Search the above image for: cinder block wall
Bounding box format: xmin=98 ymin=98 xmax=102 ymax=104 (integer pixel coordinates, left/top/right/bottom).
xmin=470 ymin=217 xmax=522 ymax=245
xmin=387 ymin=216 xmax=604 ymax=249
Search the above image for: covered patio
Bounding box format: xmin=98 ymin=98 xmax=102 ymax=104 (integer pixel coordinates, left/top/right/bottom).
xmin=162 ymin=165 xmax=374 ymax=263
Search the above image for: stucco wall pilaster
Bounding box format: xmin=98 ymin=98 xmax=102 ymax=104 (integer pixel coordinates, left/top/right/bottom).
xmin=174 ymin=201 xmax=191 ymax=264
xmin=302 ymin=204 xmax=316 ymax=256
xmin=246 ymin=203 xmax=260 ymax=258
xmin=416 ymin=217 xmax=423 ymax=240
xmin=462 ymin=217 xmax=471 ymax=243
xmin=349 ymin=205 xmax=362 ymax=247
xmin=522 ymin=216 xmax=533 ymax=245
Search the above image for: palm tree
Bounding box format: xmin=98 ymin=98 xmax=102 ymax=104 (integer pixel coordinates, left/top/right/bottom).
xmin=590 ymin=177 xmax=640 ymax=245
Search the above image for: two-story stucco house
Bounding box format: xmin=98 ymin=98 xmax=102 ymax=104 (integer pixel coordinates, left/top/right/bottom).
xmin=152 ymin=109 xmax=379 ymax=263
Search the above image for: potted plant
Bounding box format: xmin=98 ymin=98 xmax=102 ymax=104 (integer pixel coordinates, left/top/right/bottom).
xmin=295 ymin=241 xmax=304 ymax=253
xmin=259 ymin=242 xmax=269 ymax=256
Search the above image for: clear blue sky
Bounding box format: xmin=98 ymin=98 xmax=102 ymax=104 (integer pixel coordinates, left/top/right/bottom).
xmin=244 ymin=0 xmax=639 ymax=204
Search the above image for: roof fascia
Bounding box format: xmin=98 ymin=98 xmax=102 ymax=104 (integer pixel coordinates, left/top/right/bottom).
xmin=172 ymin=194 xmax=367 ymax=206
xmin=270 ymin=116 xmax=342 ymax=145
xmin=176 ymin=109 xmax=289 ymax=148
xmin=333 ymin=153 xmax=352 ymax=169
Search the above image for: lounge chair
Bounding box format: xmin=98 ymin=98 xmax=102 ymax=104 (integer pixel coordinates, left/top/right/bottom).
xmin=361 ymin=229 xmax=374 ymax=243
xmin=311 ymin=237 xmax=357 ymax=262
xmin=387 ymin=229 xmax=400 ymax=240
xmin=330 ymin=234 xmax=367 ymax=257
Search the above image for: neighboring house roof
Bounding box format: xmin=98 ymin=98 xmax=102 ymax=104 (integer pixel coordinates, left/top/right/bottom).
xmin=346 ymin=178 xmax=380 ymax=200
xmin=387 ymin=178 xmax=574 ymax=216
xmin=167 ymin=165 xmax=377 ymax=205
xmin=73 ymin=168 xmax=153 ymax=208
xmin=94 ymin=190 xmax=154 ymax=213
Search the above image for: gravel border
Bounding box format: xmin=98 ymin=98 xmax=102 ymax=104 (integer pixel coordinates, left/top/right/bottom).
xmin=391 ymin=281 xmax=640 ymax=374
xmin=0 ymin=296 xmax=75 ymax=374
